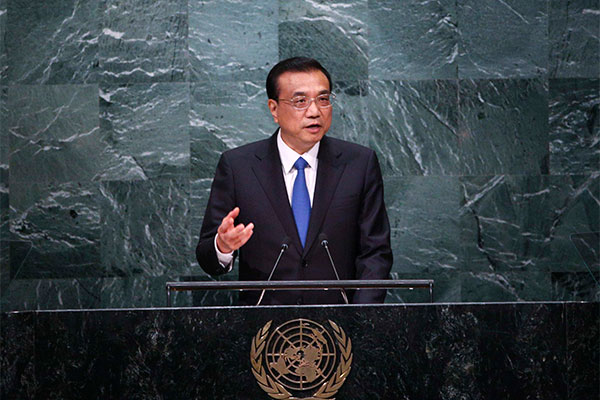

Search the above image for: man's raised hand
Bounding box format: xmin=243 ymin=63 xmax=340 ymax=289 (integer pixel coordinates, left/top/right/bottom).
xmin=216 ymin=207 xmax=254 ymax=253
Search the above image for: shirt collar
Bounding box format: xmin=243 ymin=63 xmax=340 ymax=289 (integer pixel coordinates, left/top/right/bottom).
xmin=276 ymin=129 xmax=320 ymax=173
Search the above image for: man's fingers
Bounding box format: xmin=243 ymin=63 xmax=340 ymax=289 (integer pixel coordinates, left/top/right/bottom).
xmin=218 ymin=207 xmax=240 ymax=234
xmin=218 ymin=221 xmax=254 ymax=253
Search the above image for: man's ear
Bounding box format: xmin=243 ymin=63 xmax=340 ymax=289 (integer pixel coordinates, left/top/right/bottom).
xmin=268 ymin=99 xmax=279 ymax=124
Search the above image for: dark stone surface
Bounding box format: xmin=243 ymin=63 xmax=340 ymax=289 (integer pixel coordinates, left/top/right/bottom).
xmin=279 ymin=0 xmax=368 ymax=82
xmin=6 ymin=0 xmax=100 ymax=84
xmin=549 ymin=78 xmax=600 ymax=175
xmin=549 ymin=0 xmax=600 ymax=78
xmin=457 ymin=0 xmax=548 ymax=78
xmin=1 ymin=302 xmax=597 ymax=399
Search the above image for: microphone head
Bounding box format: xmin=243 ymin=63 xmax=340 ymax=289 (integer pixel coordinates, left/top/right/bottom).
xmin=281 ymin=236 xmax=291 ymax=250
xmin=318 ymin=233 xmax=329 ymax=247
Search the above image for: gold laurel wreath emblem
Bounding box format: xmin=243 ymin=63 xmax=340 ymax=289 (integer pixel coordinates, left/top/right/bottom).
xmin=250 ymin=320 xmax=352 ymax=400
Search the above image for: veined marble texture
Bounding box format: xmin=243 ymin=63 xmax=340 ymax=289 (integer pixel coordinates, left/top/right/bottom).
xmin=99 ymin=83 xmax=190 ymax=180
xmin=369 ymin=0 xmax=458 ymax=80
xmin=0 ymin=0 xmax=6 ymax=84
xmin=458 ymin=78 xmax=549 ymax=175
xmin=189 ymin=0 xmax=278 ymax=82
xmin=190 ymin=80 xmax=275 ymax=180
xmin=328 ymin=80 xmax=370 ymax=147
xmin=550 ymin=78 xmax=600 ymax=175
xmin=1 ymin=303 xmax=597 ymax=398
xmin=99 ymin=0 xmax=188 ymax=83
xmin=6 ymin=0 xmax=99 ymax=84
xmin=0 ymin=88 xmax=8 ymax=299
xmin=458 ymin=0 xmax=548 ymax=78
xmin=460 ymin=174 xmax=599 ymax=272
xmin=369 ymin=79 xmax=461 ymax=176
xmin=99 ymin=179 xmax=191 ymax=277
xmin=8 ymin=85 xmax=105 ymax=184
xmin=279 ymin=0 xmax=368 ymax=81
xmin=549 ymin=0 xmax=600 ymax=78
xmin=9 ymin=181 xmax=102 ymax=279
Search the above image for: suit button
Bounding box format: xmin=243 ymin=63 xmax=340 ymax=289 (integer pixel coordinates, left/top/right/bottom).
xmin=296 ymin=298 xmax=303 ymax=305
xmin=302 ymin=260 xmax=308 ymax=268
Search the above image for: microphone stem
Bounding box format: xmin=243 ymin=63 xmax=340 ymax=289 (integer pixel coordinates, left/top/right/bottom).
xmin=256 ymin=244 xmax=287 ymax=306
xmin=322 ymin=242 xmax=349 ymax=304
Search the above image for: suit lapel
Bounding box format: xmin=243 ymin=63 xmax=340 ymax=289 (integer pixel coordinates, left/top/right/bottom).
xmin=303 ymin=136 xmax=345 ymax=256
xmin=251 ymin=133 xmax=304 ymax=254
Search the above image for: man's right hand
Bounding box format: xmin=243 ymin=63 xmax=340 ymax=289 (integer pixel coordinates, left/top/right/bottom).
xmin=216 ymin=207 xmax=254 ymax=253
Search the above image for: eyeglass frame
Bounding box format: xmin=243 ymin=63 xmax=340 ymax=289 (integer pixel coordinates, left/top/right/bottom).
xmin=276 ymin=92 xmax=336 ymax=111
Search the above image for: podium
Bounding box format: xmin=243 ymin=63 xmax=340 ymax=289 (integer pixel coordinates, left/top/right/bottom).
xmin=1 ymin=301 xmax=597 ymax=399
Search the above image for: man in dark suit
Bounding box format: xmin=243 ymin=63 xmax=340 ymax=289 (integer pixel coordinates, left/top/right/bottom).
xmin=196 ymin=57 xmax=392 ymax=305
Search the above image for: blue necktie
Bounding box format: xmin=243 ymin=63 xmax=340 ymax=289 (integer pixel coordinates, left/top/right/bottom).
xmin=292 ymin=157 xmax=311 ymax=248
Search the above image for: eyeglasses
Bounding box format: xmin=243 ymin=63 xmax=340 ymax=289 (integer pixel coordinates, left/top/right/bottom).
xmin=277 ymin=93 xmax=336 ymax=110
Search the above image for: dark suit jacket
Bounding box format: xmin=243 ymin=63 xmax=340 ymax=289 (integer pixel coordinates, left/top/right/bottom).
xmin=196 ymin=132 xmax=393 ymax=305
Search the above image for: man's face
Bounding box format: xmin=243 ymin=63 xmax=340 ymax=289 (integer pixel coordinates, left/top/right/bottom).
xmin=268 ymin=70 xmax=332 ymax=154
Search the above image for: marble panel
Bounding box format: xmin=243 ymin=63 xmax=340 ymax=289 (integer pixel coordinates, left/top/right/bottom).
xmin=471 ymin=303 xmax=567 ymax=398
xmin=0 ymin=312 xmax=35 ymax=398
xmin=7 ymin=84 xmax=116 ymax=184
xmin=552 ymin=272 xmax=600 ymax=301
xmin=460 ymin=175 xmax=600 ymax=273
xmin=0 ymin=0 xmax=6 ymax=83
xmin=566 ymin=302 xmax=599 ymax=399
xmin=99 ymin=179 xmax=190 ymax=277
xmin=368 ymin=0 xmax=458 ymax=80
xmin=279 ymin=0 xmax=368 ymax=81
xmin=99 ymin=83 xmax=190 ymax=180
xmin=9 ymin=182 xmax=102 ymax=280
xmin=570 ymin=232 xmax=600 ymax=270
xmin=458 ymin=78 xmax=549 ymax=175
xmin=6 ymin=0 xmax=99 ymax=84
xmin=457 ymin=0 xmax=548 ymax=78
xmin=385 ymin=175 xmax=462 ymax=275
xmin=1 ymin=277 xmax=102 ymax=311
xmin=460 ymin=271 xmax=553 ymax=301
xmin=0 ymin=87 xmax=7 ymax=293
xmin=190 ymin=81 xmax=275 ymax=180
xmin=1 ymin=303 xmax=589 ymax=398
xmin=99 ymin=0 xmax=188 ymax=83
xmin=549 ymin=174 xmax=600 ymax=271
xmin=549 ymin=0 xmax=600 ymax=78
xmin=189 ymin=0 xmax=278 ymax=82
xmin=328 ymin=80 xmax=370 ymax=147
xmin=368 ymin=79 xmax=461 ymax=177
xmin=549 ymin=78 xmax=600 ymax=174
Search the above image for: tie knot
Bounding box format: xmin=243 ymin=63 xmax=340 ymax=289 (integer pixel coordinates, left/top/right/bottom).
xmin=294 ymin=157 xmax=308 ymax=171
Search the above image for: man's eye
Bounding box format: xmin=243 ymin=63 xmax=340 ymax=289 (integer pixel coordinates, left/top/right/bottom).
xmin=317 ymin=96 xmax=330 ymax=104
xmin=293 ymin=98 xmax=308 ymax=106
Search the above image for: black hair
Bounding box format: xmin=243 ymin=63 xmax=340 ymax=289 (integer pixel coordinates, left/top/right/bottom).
xmin=266 ymin=57 xmax=332 ymax=100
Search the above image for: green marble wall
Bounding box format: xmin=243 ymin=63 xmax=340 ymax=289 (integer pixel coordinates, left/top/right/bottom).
xmin=0 ymin=0 xmax=598 ymax=310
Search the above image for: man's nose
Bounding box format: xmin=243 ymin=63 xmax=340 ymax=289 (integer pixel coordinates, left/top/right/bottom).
xmin=305 ymin=98 xmax=320 ymax=116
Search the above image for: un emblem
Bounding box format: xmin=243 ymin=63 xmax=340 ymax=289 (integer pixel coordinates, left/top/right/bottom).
xmin=250 ymin=319 xmax=352 ymax=399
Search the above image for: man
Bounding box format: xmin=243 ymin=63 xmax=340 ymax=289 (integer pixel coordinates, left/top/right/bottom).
xmin=196 ymin=57 xmax=392 ymax=305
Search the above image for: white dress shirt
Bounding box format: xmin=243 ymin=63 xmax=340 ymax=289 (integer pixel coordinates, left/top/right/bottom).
xmin=215 ymin=130 xmax=320 ymax=270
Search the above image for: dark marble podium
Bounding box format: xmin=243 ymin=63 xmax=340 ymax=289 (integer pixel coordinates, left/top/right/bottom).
xmin=1 ymin=302 xmax=598 ymax=399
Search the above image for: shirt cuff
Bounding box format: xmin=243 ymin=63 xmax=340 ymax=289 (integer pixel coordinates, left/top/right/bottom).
xmin=214 ymin=234 xmax=234 ymax=272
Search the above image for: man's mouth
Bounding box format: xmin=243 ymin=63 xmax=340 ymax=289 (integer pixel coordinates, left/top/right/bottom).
xmin=305 ymin=123 xmax=321 ymax=131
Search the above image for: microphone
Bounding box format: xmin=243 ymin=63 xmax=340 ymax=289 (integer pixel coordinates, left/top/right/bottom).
xmin=256 ymin=237 xmax=290 ymax=306
xmin=319 ymin=233 xmax=349 ymax=304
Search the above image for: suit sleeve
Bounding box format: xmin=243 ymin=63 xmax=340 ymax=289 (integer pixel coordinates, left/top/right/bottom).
xmin=352 ymin=150 xmax=393 ymax=304
xmin=196 ymin=153 xmax=237 ymax=276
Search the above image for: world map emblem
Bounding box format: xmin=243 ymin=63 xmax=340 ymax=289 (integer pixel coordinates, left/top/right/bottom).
xmin=250 ymin=318 xmax=352 ymax=399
